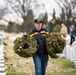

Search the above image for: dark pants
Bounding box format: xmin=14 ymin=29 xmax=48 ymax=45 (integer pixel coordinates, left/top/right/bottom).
xmin=33 ymin=54 xmax=49 ymax=75
xmin=70 ymin=36 xmax=75 ymax=44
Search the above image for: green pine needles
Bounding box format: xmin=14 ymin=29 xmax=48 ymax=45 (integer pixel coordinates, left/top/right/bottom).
xmin=14 ymin=33 xmax=66 ymax=59
xmin=46 ymin=33 xmax=66 ymax=58
xmin=14 ymin=34 xmax=37 ymax=58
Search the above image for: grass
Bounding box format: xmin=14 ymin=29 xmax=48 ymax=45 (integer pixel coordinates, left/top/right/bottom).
xmin=4 ymin=38 xmax=76 ymax=75
xmin=6 ymin=58 xmax=76 ymax=75
xmin=7 ymin=73 xmax=29 ymax=75
xmin=47 ymin=71 xmax=76 ymax=75
xmin=7 ymin=71 xmax=76 ymax=75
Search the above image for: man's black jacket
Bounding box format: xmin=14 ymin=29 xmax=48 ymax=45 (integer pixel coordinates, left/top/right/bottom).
xmin=29 ymin=27 xmax=49 ymax=55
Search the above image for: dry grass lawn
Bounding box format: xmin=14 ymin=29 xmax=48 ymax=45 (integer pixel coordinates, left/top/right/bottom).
xmin=3 ymin=33 xmax=76 ymax=75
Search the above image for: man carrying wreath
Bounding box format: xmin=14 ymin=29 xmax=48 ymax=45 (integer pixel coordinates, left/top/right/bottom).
xmin=29 ymin=18 xmax=49 ymax=75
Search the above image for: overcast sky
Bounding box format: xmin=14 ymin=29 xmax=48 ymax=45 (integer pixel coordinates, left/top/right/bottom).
xmin=0 ymin=0 xmax=61 ymax=22
xmin=33 ymin=0 xmax=61 ymax=20
xmin=35 ymin=0 xmax=60 ymax=15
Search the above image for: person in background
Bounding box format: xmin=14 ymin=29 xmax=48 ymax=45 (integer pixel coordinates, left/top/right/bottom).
xmin=69 ymin=25 xmax=75 ymax=44
xmin=29 ymin=18 xmax=49 ymax=75
xmin=43 ymin=24 xmax=47 ymax=28
xmin=60 ymin=23 xmax=68 ymax=38
xmin=43 ymin=24 xmax=49 ymax=31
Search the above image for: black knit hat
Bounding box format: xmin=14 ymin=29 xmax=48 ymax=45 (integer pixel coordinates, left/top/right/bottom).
xmin=34 ymin=18 xmax=42 ymax=23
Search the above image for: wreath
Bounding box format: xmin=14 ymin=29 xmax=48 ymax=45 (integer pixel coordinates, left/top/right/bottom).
xmin=14 ymin=33 xmax=66 ymax=59
xmin=14 ymin=34 xmax=37 ymax=58
xmin=46 ymin=33 xmax=66 ymax=58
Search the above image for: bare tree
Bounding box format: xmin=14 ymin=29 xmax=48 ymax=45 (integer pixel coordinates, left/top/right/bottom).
xmin=5 ymin=0 xmax=45 ymax=32
xmin=0 ymin=6 xmax=7 ymax=20
xmin=5 ymin=0 xmax=33 ymax=20
xmin=0 ymin=8 xmax=5 ymax=19
xmin=55 ymin=0 xmax=76 ymax=21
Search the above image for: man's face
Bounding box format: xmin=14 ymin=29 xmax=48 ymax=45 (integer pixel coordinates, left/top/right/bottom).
xmin=34 ymin=22 xmax=42 ymax=30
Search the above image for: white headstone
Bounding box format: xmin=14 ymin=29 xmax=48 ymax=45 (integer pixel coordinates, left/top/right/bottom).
xmin=69 ymin=48 xmax=75 ymax=63
xmin=74 ymin=60 xmax=76 ymax=68
xmin=0 ymin=34 xmax=3 ymax=53
xmin=0 ymin=73 xmax=6 ymax=75
xmin=75 ymin=37 xmax=76 ymax=41
xmin=0 ymin=34 xmax=6 ymax=75
xmin=65 ymin=45 xmax=70 ymax=59
xmin=64 ymin=35 xmax=71 ymax=45
xmin=72 ymin=41 xmax=76 ymax=61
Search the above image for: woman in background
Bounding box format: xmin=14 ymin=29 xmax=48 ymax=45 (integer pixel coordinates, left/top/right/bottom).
xmin=69 ymin=25 xmax=75 ymax=44
xmin=60 ymin=23 xmax=68 ymax=38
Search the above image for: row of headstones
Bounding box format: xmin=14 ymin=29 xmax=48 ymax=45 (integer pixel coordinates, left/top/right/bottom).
xmin=0 ymin=34 xmax=6 ymax=75
xmin=65 ymin=37 xmax=76 ymax=67
xmin=58 ymin=37 xmax=76 ymax=68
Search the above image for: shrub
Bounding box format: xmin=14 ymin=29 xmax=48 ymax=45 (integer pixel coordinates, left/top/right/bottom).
xmin=52 ymin=25 xmax=61 ymax=32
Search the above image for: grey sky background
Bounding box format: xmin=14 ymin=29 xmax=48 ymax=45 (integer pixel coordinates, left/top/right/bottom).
xmin=35 ymin=0 xmax=61 ymax=15
xmin=0 ymin=0 xmax=61 ymax=22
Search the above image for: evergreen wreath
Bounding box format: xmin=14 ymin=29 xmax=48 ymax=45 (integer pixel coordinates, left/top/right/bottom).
xmin=46 ymin=33 xmax=66 ymax=58
xmin=14 ymin=34 xmax=37 ymax=58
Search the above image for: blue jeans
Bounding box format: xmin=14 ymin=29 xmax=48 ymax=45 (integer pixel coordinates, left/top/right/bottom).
xmin=33 ymin=54 xmax=49 ymax=75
